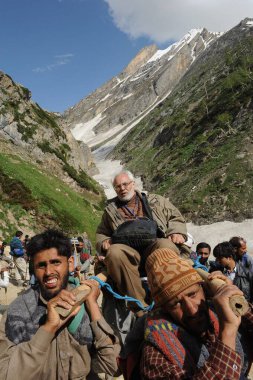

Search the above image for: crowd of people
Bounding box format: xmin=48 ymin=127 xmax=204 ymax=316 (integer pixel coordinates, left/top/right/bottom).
xmin=0 ymin=231 xmax=94 ymax=289
xmin=0 ymin=169 xmax=252 ymax=380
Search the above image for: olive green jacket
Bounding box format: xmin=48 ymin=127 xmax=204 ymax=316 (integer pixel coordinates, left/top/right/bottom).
xmin=96 ymin=192 xmax=187 ymax=254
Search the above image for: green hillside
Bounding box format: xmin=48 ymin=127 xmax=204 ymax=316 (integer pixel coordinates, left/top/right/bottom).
xmin=0 ymin=152 xmax=104 ymax=243
xmin=112 ymin=22 xmax=253 ymax=224
xmin=0 ymin=70 xmax=105 ymax=243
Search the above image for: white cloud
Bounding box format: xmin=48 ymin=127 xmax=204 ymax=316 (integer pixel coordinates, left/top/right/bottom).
xmin=33 ymin=53 xmax=74 ymax=73
xmin=104 ymin=0 xmax=253 ymax=43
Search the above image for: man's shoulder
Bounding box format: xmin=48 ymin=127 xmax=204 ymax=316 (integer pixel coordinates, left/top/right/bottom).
xmin=146 ymin=309 xmax=176 ymax=331
xmin=146 ymin=192 xmax=164 ymax=199
xmin=104 ymin=196 xmax=118 ymax=210
xmin=145 ymin=310 xmax=180 ymax=348
xmin=239 ymin=254 xmax=253 ymax=271
xmin=106 ymin=195 xmax=118 ymax=204
xmin=7 ymin=287 xmax=37 ymax=315
xmin=146 ymin=193 xmax=167 ymax=203
xmin=245 ymin=254 xmax=253 ymax=265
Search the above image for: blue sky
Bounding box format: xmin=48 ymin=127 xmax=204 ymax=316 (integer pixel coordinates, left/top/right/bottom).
xmin=1 ymin=0 xmax=252 ymax=113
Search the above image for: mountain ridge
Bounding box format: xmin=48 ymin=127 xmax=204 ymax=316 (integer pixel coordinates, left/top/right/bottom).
xmin=110 ymin=18 xmax=253 ymax=224
xmin=2 ymin=18 xmax=253 ymax=238
xmin=64 ymin=28 xmax=220 ymax=151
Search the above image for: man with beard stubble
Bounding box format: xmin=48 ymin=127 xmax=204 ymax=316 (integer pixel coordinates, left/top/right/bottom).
xmin=136 ymin=248 xmax=253 ymax=379
xmin=0 ymin=229 xmax=120 ymax=380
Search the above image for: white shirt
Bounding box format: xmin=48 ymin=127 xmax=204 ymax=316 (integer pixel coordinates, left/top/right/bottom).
xmin=225 ymin=266 xmax=236 ymax=281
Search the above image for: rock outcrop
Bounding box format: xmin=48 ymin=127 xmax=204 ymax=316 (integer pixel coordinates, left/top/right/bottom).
xmin=0 ymin=71 xmax=98 ymax=187
xmin=0 ymin=71 xmax=104 ymax=239
xmin=111 ymin=18 xmax=253 ymax=224
xmin=64 ymin=29 xmax=220 ymax=151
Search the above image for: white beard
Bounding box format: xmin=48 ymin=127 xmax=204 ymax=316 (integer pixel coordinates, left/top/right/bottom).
xmin=118 ymin=190 xmax=135 ymax=202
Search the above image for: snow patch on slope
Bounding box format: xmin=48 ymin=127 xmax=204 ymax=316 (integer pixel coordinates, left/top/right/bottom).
xmin=71 ymin=113 xmax=104 ymax=143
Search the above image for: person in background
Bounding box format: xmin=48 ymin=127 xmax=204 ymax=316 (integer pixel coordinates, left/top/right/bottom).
xmin=0 ymin=229 xmax=120 ymax=380
xmin=0 ymin=260 xmax=9 ymax=289
xmin=229 ymin=236 xmax=253 ymax=266
xmin=0 ymin=241 xmax=7 ymax=256
xmin=196 ymin=242 xmax=212 ymax=268
xmin=137 ymin=248 xmax=253 ymax=379
xmin=10 ymin=230 xmax=28 ymax=287
xmin=23 ymin=235 xmax=30 ymax=260
xmin=213 ymin=241 xmax=253 ymax=302
xmin=96 ymin=170 xmax=187 ymax=316
xmin=75 ymin=236 xmax=92 ymax=280
xmin=24 ymin=235 xmax=30 ymax=249
xmin=83 ymin=232 xmax=93 ymax=256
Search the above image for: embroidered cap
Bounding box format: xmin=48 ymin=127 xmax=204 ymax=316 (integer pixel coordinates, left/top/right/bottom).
xmin=145 ymin=248 xmax=203 ymax=306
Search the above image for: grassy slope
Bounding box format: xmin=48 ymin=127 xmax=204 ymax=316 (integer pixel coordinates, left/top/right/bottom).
xmin=112 ymin=33 xmax=253 ymax=223
xmin=0 ymin=153 xmax=103 ymax=243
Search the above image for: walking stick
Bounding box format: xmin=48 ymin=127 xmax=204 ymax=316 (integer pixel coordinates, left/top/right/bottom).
xmin=55 ymin=272 xmax=107 ymax=318
xmin=196 ymin=268 xmax=249 ymax=317
xmin=5 ymin=286 xmax=7 ymax=305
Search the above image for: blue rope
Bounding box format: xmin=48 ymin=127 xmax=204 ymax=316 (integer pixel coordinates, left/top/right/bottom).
xmin=192 ymin=256 xmax=209 ymax=272
xmin=89 ymin=275 xmax=154 ymax=311
xmin=90 ymin=257 xmax=206 ymax=311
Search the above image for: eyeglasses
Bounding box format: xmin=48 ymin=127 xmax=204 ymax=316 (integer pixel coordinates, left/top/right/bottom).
xmin=113 ymin=181 xmax=133 ymax=191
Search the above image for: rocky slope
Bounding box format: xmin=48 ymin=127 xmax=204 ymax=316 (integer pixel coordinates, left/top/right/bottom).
xmin=111 ymin=18 xmax=253 ymax=224
xmin=64 ymin=28 xmax=220 ymax=151
xmin=0 ymin=72 xmax=104 ymax=239
xmin=0 ymin=71 xmax=101 ymax=191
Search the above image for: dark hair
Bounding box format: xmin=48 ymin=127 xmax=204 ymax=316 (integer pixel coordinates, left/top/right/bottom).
xmin=213 ymin=241 xmax=235 ymax=260
xmin=77 ymin=236 xmax=84 ymax=243
xmin=27 ymin=229 xmax=72 ymax=259
xmin=209 ymin=260 xmax=225 ymax=273
xmin=229 ymin=236 xmax=246 ymax=250
xmin=196 ymin=242 xmax=211 ymax=253
xmin=15 ymin=230 xmax=23 ymax=237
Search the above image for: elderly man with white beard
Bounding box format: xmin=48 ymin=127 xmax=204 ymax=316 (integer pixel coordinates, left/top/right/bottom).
xmin=96 ymin=170 xmax=187 ymax=316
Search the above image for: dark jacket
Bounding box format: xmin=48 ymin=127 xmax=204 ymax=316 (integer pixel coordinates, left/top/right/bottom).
xmin=10 ymin=237 xmax=24 ymax=257
xmin=234 ymin=257 xmax=253 ymax=302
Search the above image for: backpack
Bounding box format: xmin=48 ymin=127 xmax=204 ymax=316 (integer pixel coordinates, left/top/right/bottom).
xmin=10 ymin=248 xmax=24 ymax=257
xmin=111 ymin=217 xmax=158 ymax=250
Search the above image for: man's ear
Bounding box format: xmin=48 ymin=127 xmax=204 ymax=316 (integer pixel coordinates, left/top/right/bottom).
xmin=68 ymin=256 xmax=75 ymax=272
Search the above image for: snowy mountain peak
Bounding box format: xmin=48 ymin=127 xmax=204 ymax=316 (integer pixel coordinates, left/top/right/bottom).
xmin=65 ymin=27 xmax=220 ymax=154
xmin=148 ymin=28 xmax=206 ymax=63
